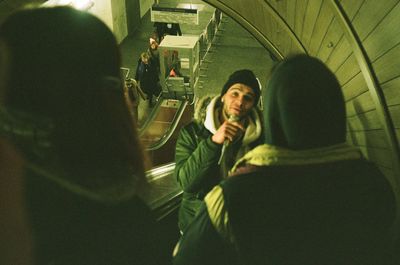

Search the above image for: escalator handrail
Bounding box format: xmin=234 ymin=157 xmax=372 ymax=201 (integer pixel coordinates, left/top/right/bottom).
xmin=146 ymin=162 xmax=176 ymax=182
xmin=138 ymin=96 xmax=163 ymax=136
xmin=146 ymin=100 xmax=189 ymax=151
xmin=145 ymin=162 xmax=182 ymax=221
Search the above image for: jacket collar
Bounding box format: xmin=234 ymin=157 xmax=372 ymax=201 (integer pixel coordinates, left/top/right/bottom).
xmin=231 ymin=143 xmax=362 ymax=173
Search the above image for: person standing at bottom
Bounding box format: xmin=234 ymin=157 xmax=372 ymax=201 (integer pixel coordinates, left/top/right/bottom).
xmin=135 ymin=52 xmax=161 ymax=107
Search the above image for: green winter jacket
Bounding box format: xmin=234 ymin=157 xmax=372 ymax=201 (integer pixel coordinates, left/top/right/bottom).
xmin=174 ymin=96 xmax=263 ymax=232
xmin=175 ymin=121 xmax=222 ymax=231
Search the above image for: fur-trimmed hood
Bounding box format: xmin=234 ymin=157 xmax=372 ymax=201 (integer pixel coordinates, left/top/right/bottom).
xmin=193 ymin=96 xmax=214 ymax=123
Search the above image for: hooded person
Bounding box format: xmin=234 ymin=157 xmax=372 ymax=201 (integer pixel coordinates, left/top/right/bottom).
xmin=174 ymin=69 xmax=264 ymax=232
xmin=173 ymin=55 xmax=396 ymax=265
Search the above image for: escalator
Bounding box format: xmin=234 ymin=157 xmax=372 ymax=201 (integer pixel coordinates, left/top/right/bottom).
xmin=138 ymin=96 xmax=194 ymax=220
xmin=137 ymin=98 xmax=195 ymax=262
xmin=131 ymin=2 xmax=222 ymax=237
xmin=139 ymin=98 xmax=193 ymax=167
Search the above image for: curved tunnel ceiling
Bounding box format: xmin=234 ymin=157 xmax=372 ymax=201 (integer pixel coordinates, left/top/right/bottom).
xmin=203 ymin=0 xmax=400 ymax=195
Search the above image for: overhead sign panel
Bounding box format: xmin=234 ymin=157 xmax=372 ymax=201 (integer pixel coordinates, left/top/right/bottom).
xmin=151 ymin=5 xmax=198 ymax=25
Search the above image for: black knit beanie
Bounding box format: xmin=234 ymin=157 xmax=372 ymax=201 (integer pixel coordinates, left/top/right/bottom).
xmin=221 ymin=69 xmax=260 ymax=103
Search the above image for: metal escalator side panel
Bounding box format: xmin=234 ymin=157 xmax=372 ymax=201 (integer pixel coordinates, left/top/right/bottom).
xmin=146 ymin=100 xmax=188 ymax=151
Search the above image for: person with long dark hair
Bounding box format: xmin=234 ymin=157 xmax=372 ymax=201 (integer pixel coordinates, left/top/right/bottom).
xmin=0 ymin=6 xmax=160 ymax=265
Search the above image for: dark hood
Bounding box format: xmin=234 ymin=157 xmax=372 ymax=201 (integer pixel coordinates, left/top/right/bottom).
xmin=263 ymin=55 xmax=346 ymax=150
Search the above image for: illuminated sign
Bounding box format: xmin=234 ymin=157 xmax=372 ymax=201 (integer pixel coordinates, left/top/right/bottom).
xmin=151 ymin=5 xmax=198 ymax=25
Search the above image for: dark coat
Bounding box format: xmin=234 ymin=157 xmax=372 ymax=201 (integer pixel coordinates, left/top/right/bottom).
xmin=148 ymin=47 xmax=160 ymax=74
xmin=25 ymin=167 xmax=160 ymax=265
xmin=173 ymin=55 xmax=397 ymax=265
xmin=135 ymin=58 xmax=160 ymax=96
xmin=173 ymin=159 xmax=396 ymax=265
xmin=174 ymin=121 xmax=222 ymax=231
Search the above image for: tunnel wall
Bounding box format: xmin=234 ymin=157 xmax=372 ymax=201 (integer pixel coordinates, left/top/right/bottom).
xmin=1 ymin=0 xmax=399 ymax=215
xmin=204 ymin=0 xmax=400 ymax=198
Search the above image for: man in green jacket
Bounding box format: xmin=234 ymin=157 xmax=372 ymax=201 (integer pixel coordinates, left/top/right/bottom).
xmin=174 ymin=69 xmax=264 ymax=232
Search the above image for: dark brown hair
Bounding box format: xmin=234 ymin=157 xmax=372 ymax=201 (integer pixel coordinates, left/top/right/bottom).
xmin=0 ymin=6 xmax=146 ymax=193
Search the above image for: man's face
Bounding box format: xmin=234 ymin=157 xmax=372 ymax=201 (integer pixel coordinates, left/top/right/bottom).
xmin=150 ymin=42 xmax=158 ymax=50
xmin=221 ymin=83 xmax=256 ymax=118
